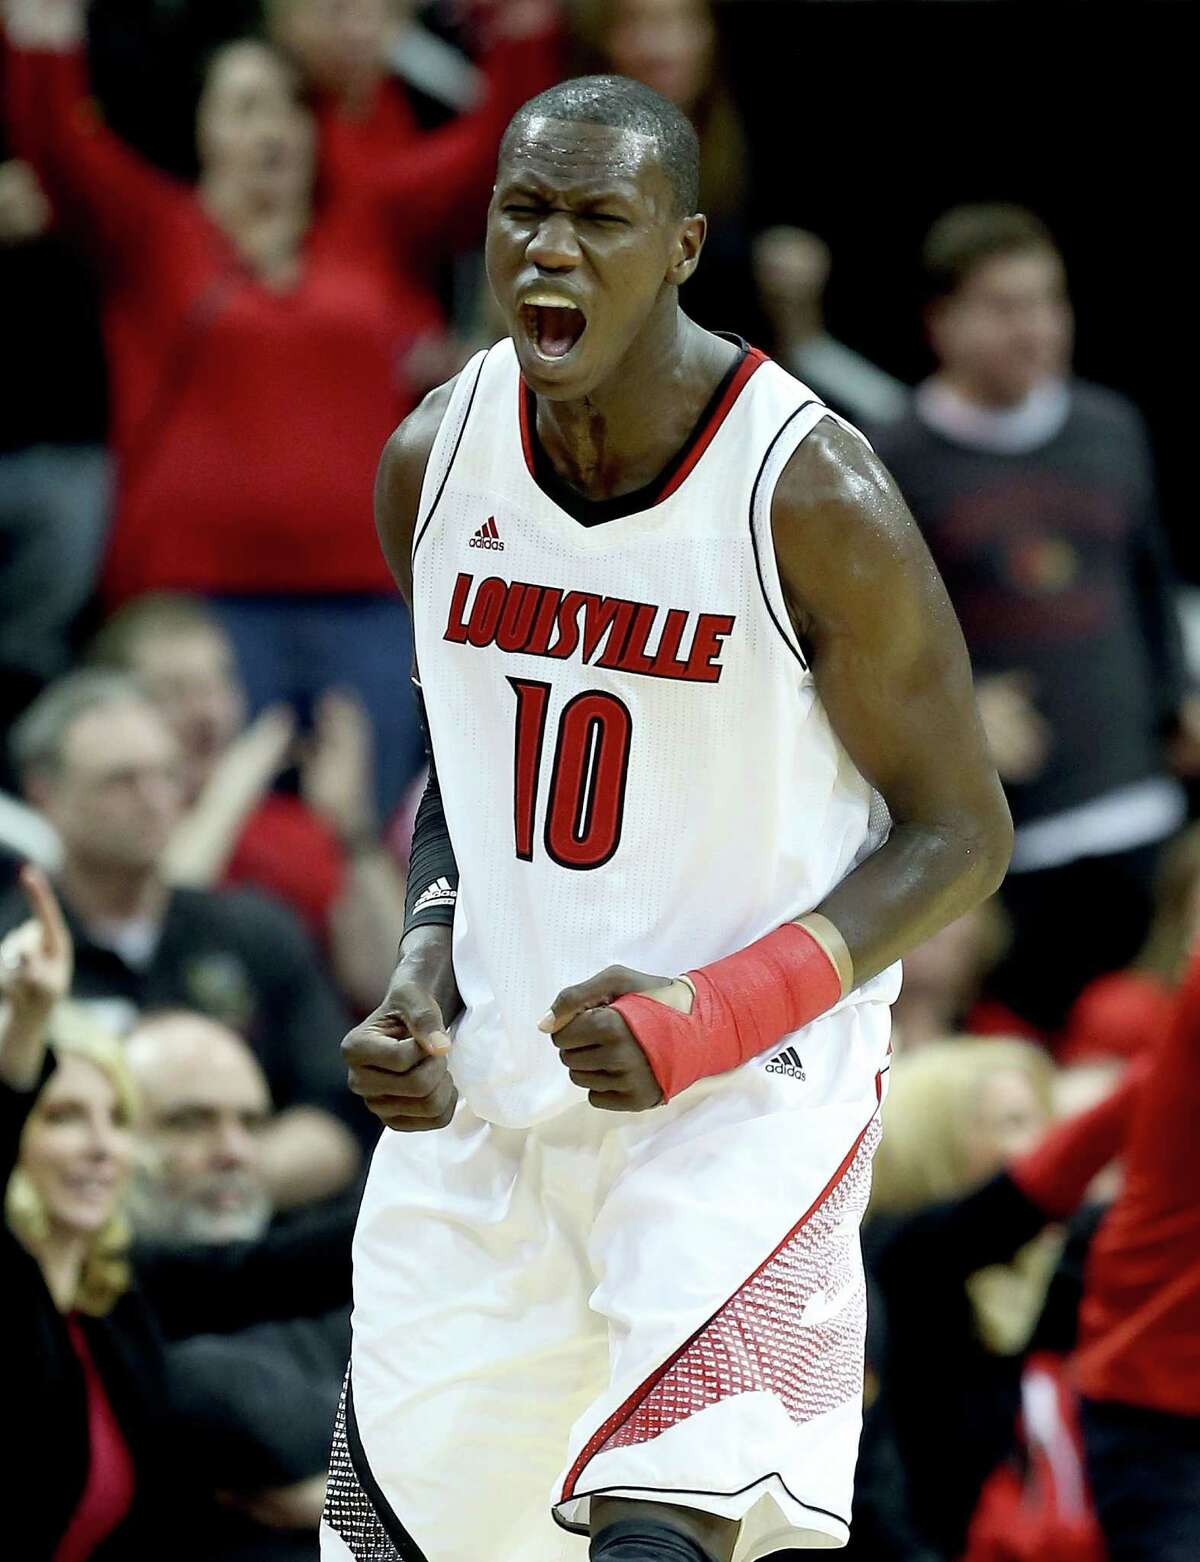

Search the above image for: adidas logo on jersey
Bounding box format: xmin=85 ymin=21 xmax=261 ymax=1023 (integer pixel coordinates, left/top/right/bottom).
xmin=411 ymin=877 xmax=457 ymax=915
xmin=765 ymin=1046 xmax=806 ymax=1081
xmin=469 ymin=517 xmax=504 ymax=551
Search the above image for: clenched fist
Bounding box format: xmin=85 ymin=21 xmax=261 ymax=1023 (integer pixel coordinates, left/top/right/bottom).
xmin=341 ymin=926 xmax=461 ymax=1132
xmin=538 ymin=964 xmax=694 ymax=1112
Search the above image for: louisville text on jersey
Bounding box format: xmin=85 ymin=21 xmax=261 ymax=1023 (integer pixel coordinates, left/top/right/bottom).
xmin=443 ymin=571 xmax=737 ymax=684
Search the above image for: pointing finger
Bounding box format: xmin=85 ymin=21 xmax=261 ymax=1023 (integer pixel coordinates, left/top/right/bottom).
xmin=20 ymin=864 xmax=69 ymax=963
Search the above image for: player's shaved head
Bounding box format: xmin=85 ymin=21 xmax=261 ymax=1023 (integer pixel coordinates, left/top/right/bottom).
xmin=501 ymin=75 xmax=701 ymax=217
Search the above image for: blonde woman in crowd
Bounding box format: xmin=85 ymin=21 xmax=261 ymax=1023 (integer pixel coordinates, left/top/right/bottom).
xmin=1 ymin=865 xmax=177 ymax=1560
xmin=866 ymin=1040 xmax=1057 ymax=1558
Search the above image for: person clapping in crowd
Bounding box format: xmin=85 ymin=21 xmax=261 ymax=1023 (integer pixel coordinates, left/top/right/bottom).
xmin=1 ymin=669 xmax=367 ymax=1190
xmin=267 ymin=0 xmax=560 ymax=204
xmin=88 ymin=593 xmax=407 ymax=1011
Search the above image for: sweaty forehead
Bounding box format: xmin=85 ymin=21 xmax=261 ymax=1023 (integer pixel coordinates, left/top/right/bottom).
xmin=498 ymin=116 xmax=667 ymax=202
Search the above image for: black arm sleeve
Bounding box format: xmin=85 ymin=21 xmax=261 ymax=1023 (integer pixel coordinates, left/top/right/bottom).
xmin=403 ymin=673 xmax=460 ymax=935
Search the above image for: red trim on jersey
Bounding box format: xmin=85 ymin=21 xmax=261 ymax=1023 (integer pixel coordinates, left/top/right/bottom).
xmin=559 ymin=1095 xmax=881 ymax=1503
xmin=518 ymin=379 xmax=536 ymax=477
xmin=655 ymin=347 xmax=768 ymax=502
xmin=517 ymin=346 xmax=768 ymax=502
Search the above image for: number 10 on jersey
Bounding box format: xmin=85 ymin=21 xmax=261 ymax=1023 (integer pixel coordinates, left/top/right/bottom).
xmin=508 ymin=677 xmax=633 ymax=870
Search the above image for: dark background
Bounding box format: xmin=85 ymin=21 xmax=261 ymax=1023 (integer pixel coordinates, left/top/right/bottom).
xmin=5 ymin=0 xmax=1191 ymax=567
xmin=718 ymin=0 xmax=1193 ymax=573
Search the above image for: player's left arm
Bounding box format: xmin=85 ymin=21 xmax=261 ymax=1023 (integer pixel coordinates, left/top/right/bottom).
xmin=541 ymin=422 xmax=1012 ymax=1112
xmin=770 ymin=419 xmax=1013 ymax=981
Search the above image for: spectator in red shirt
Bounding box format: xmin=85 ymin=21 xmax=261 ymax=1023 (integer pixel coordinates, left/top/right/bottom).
xmin=2 ymin=0 xmax=555 ymax=818
xmin=266 ymin=0 xmax=562 ymax=392
xmin=88 ymin=593 xmax=407 ymax=1012
xmin=865 ymin=974 xmax=1200 ymax=1562
xmin=1071 ymin=952 xmax=1200 ymax=1562
xmin=1058 ymin=822 xmax=1200 ymax=1066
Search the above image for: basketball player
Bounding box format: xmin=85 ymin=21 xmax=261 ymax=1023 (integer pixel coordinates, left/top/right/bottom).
xmin=322 ymin=77 xmax=1013 ymax=1562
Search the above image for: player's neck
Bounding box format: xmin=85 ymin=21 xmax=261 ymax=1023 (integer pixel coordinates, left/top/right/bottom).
xmin=532 ymin=310 xmax=738 ymax=503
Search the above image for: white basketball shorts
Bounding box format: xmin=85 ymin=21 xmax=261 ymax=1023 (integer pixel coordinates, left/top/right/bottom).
xmin=320 ymin=1000 xmax=891 ymax=1562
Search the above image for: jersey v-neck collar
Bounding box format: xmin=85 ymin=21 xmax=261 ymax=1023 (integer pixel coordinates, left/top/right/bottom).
xmin=518 ymin=336 xmax=767 ymax=527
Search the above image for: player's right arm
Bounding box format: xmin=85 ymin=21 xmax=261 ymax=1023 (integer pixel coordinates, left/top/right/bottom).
xmin=340 ymin=381 xmax=467 ymax=1133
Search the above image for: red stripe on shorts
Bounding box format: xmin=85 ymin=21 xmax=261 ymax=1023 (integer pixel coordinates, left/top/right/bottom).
xmin=560 ymin=1102 xmax=882 ymax=1502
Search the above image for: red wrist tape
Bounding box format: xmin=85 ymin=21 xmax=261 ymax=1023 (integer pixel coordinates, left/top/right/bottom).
xmin=611 ymin=922 xmax=843 ymax=1104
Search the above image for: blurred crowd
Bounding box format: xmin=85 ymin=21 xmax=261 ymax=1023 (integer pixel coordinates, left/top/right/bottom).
xmin=1 ymin=2 xmax=1197 ymax=1560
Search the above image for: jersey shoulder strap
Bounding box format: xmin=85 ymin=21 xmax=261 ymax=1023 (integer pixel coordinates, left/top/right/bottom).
xmin=413 ymin=347 xmax=491 ymax=561
xmin=746 ymin=364 xmax=873 ymax=671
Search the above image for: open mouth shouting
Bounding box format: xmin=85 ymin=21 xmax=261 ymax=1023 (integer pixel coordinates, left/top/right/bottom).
xmin=519 ymin=288 xmax=588 ymax=363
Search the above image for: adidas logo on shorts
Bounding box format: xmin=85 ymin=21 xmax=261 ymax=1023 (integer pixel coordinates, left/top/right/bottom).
xmin=765 ymin=1045 xmax=806 ymax=1081
xmin=469 ymin=517 xmax=504 ymax=550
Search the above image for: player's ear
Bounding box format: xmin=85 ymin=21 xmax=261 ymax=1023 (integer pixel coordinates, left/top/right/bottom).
xmin=667 ymin=213 xmax=707 ymax=287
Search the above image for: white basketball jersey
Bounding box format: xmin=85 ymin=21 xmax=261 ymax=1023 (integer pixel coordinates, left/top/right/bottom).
xmin=411 ymin=338 xmax=900 ymax=1127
